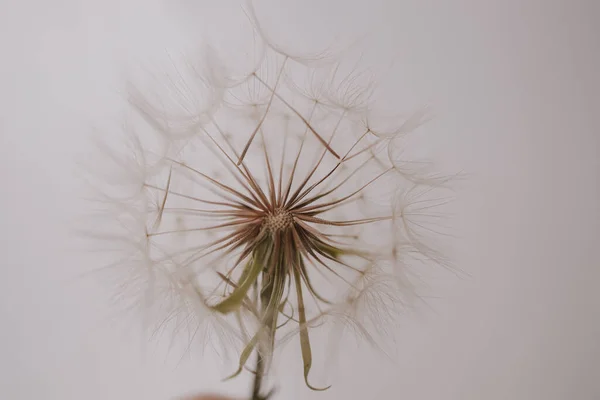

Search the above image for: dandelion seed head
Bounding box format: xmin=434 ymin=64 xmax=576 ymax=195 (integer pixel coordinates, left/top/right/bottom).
xmin=82 ymin=3 xmax=459 ymax=392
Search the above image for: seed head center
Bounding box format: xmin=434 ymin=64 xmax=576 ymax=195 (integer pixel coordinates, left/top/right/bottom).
xmin=264 ymin=208 xmax=293 ymax=233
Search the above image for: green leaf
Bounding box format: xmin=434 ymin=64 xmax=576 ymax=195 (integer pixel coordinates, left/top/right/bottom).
xmin=213 ymin=256 xmax=263 ymax=314
xmin=223 ymin=331 xmax=260 ymax=381
xmin=316 ymin=242 xmax=343 ymax=259
xmin=293 ymin=268 xmax=331 ymax=391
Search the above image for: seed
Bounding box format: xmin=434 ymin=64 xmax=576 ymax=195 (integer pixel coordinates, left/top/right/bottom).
xmin=263 ymin=208 xmax=294 ymax=233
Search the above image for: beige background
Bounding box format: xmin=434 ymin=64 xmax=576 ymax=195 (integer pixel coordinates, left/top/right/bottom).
xmin=1 ymin=0 xmax=598 ymax=399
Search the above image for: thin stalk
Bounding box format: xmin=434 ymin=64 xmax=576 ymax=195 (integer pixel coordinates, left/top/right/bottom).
xmin=250 ymin=242 xmax=278 ymax=400
xmin=251 ymin=350 xmax=266 ymax=400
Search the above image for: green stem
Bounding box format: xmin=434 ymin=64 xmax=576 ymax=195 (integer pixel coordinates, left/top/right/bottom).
xmin=250 ymin=237 xmax=282 ymax=400
xmin=251 ymin=350 xmax=266 ymax=400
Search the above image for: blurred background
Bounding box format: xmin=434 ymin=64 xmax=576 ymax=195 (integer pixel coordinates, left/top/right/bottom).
xmin=1 ymin=0 xmax=598 ymax=399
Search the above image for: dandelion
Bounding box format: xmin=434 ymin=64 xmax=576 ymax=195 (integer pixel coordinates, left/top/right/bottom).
xmin=82 ymin=5 xmax=457 ymax=399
